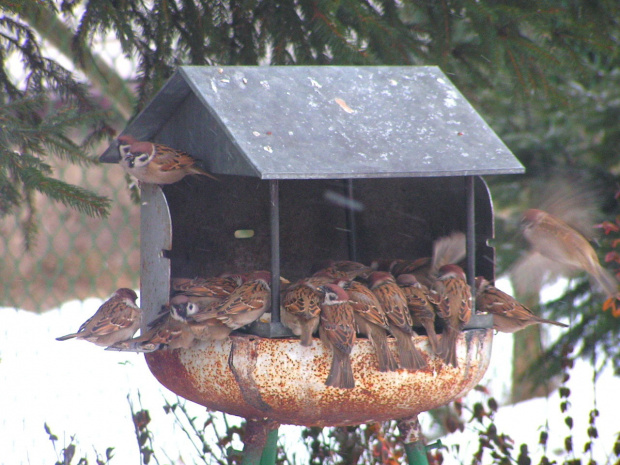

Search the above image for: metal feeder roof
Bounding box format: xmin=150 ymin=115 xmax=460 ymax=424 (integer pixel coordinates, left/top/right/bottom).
xmin=101 ymin=65 xmax=524 ymax=178
xmin=97 ymin=66 xmax=521 ymax=427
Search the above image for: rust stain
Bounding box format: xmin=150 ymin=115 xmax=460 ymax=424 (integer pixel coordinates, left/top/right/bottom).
xmin=229 ymin=338 xmax=273 ymax=413
xmin=145 ymin=329 xmax=493 ymax=427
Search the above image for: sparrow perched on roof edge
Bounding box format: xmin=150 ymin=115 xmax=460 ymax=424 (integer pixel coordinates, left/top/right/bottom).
xmin=474 ymin=277 xmax=568 ymax=333
xmin=56 ymin=288 xmax=140 ymax=347
xmin=521 ymin=208 xmax=619 ymax=298
xmin=432 ymin=264 xmax=472 ymax=368
xmin=319 ymin=283 xmax=357 ymax=389
xmin=343 ymin=280 xmax=399 ymax=372
xmin=117 ymin=135 xmax=217 ymax=185
xmin=396 ymin=274 xmax=441 ymax=355
xmin=368 ymin=271 xmax=427 ymax=371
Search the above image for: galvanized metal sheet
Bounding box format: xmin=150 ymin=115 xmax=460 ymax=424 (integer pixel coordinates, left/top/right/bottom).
xmin=140 ymin=184 xmax=172 ymax=326
xmin=145 ymin=328 xmax=493 ymax=427
xmin=100 ymin=66 xmax=524 ymax=178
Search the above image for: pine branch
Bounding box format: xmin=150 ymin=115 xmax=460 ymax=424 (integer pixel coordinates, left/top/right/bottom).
xmin=18 ymin=1 xmax=134 ymax=121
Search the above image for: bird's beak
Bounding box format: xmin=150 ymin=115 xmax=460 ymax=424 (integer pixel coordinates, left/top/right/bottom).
xmin=99 ymin=140 xmax=121 ymax=164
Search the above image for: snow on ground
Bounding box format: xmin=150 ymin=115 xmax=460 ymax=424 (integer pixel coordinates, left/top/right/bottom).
xmin=1 ymin=285 xmax=618 ymax=464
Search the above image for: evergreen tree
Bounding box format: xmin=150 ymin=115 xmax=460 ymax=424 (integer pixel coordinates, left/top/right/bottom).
xmin=3 ymin=0 xmax=620 ymax=442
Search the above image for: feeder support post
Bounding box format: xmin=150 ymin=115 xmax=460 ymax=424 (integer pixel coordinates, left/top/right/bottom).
xmin=270 ymin=180 xmax=281 ymax=323
xmin=465 ymin=176 xmax=476 ymax=291
xmin=240 ymin=419 xmax=280 ymax=465
xmin=344 ymin=179 xmax=358 ymax=262
xmin=398 ymin=416 xmax=430 ymax=465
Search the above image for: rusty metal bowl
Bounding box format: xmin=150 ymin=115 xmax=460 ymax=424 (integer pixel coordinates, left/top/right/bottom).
xmin=145 ymin=329 xmax=492 ymax=427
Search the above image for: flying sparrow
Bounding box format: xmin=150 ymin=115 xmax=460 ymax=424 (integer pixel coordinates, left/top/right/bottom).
xmin=396 ymin=274 xmax=441 ymax=355
xmin=368 ymin=271 xmax=427 ymax=371
xmin=521 ymin=208 xmax=618 ymax=298
xmin=191 ymin=270 xmax=272 ymax=330
xmin=432 ymin=264 xmax=472 ymax=368
xmin=318 ymin=283 xmax=357 ymax=389
xmin=475 ymin=277 xmax=568 ymax=333
xmin=343 ymin=280 xmax=399 ymax=372
xmin=56 ymin=288 xmax=140 ymax=347
xmin=117 ymin=135 xmax=217 ymax=185
xmin=281 ymin=276 xmax=331 ymax=346
xmin=106 ymin=306 xmax=195 ymax=352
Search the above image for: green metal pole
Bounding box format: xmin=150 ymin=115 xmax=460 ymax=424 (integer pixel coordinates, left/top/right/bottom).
xmin=404 ymin=440 xmax=429 ymax=465
xmin=260 ymin=428 xmax=279 ymax=465
xmin=398 ymin=415 xmax=431 ymax=465
xmin=240 ymin=419 xmax=279 ymax=465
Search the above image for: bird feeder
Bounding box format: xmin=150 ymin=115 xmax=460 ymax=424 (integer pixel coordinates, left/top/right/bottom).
xmin=100 ymin=66 xmax=523 ymax=457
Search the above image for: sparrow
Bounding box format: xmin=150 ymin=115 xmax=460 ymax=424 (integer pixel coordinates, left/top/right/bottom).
xmin=318 ymin=283 xmax=357 ymax=389
xmin=117 ymin=135 xmax=217 ymax=185
xmin=390 ymin=257 xmax=434 ymax=287
xmin=343 ymin=280 xmax=399 ymax=372
xmin=370 ymin=258 xmax=404 ymax=272
xmin=106 ymin=306 xmax=195 ymax=352
xmin=170 ymin=276 xmax=243 ymax=308
xmin=388 ymin=232 xmax=466 ymax=286
xmin=432 ymin=264 xmax=472 ymax=368
xmin=56 ymin=288 xmax=140 ymax=347
xmin=367 ymin=271 xmax=427 ymax=371
xmin=311 ymin=260 xmax=372 ymax=280
xmin=191 ymin=270 xmax=272 ymax=330
xmin=281 ymin=276 xmax=331 ymax=346
xmin=396 ymin=274 xmax=441 ymax=355
xmin=474 ymin=277 xmax=568 ymax=333
xmin=521 ymin=208 xmax=618 ymax=298
xmin=169 ymin=300 xmax=233 ymax=341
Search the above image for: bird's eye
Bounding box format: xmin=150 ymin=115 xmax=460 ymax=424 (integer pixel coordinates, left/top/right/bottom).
xmin=187 ymin=303 xmax=199 ymax=315
xmin=127 ymin=156 xmax=135 ymax=168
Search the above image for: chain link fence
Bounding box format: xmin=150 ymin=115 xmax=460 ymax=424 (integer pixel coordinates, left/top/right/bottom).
xmin=0 ymin=156 xmax=140 ymax=312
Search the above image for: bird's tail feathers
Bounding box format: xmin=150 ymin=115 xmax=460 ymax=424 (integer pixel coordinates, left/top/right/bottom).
xmin=368 ymin=326 xmax=399 ymax=372
xmin=325 ymin=350 xmax=355 ymax=389
xmin=432 ymin=232 xmax=466 ymax=272
xmin=439 ymin=329 xmax=459 ymax=368
xmin=393 ymin=328 xmax=427 ymax=371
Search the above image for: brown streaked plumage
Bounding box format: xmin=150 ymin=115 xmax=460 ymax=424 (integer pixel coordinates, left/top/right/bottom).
xmin=397 ymin=274 xmax=441 ymax=355
xmin=319 ymin=283 xmax=357 ymax=389
xmin=56 ymin=288 xmax=140 ymax=347
xmin=432 ymin=264 xmax=472 ymax=368
xmin=170 ymin=276 xmax=243 ymax=309
xmin=281 ymin=276 xmax=331 ymax=346
xmin=521 ymin=208 xmax=618 ymax=298
xmin=117 ymin=135 xmax=217 ymax=184
xmin=170 ymin=301 xmax=233 ymax=341
xmin=368 ymin=271 xmax=427 ymax=371
xmin=343 ymin=280 xmax=399 ymax=372
xmin=475 ymin=277 xmax=568 ymax=333
xmin=192 ymin=271 xmax=272 ymax=330
xmin=106 ymin=308 xmax=195 ymax=352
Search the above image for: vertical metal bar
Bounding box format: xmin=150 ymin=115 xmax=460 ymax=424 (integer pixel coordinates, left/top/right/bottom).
xmin=260 ymin=428 xmax=279 ymax=465
xmin=344 ymin=179 xmax=358 ymax=261
xmin=270 ymin=180 xmax=281 ymax=323
xmin=398 ymin=416 xmax=430 ymax=465
xmin=465 ymin=176 xmax=476 ymax=291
